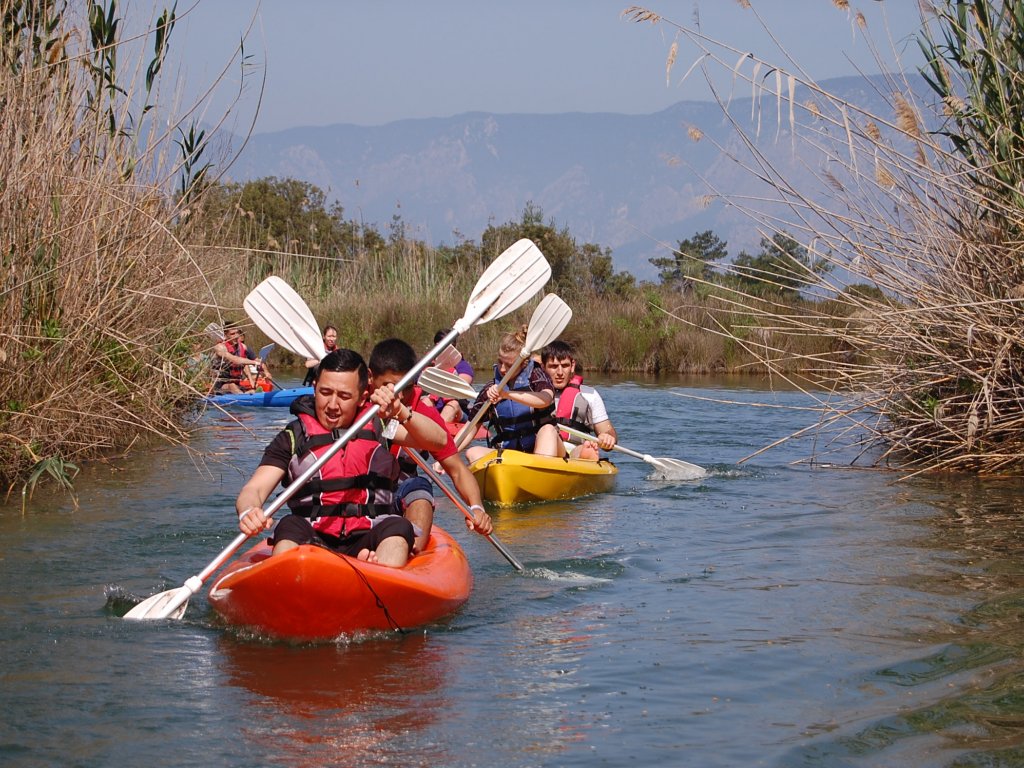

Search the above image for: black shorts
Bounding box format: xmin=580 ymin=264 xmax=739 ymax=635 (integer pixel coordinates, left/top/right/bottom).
xmin=270 ymin=514 xmax=415 ymax=556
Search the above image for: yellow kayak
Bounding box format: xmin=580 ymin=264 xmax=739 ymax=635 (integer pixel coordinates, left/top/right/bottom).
xmin=468 ymin=448 xmax=617 ymax=506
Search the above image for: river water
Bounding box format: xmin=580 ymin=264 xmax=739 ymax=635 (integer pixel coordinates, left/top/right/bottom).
xmin=3 ymin=375 xmax=1024 ymax=767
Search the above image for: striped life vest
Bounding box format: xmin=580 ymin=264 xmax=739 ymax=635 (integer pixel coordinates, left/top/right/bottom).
xmin=284 ymin=398 xmax=399 ymax=537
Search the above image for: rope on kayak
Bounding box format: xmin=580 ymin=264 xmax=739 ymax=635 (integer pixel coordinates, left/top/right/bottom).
xmin=317 ymin=542 xmax=406 ymax=634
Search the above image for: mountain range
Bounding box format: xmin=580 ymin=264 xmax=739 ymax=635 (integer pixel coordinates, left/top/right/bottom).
xmin=224 ymin=75 xmax=923 ymax=280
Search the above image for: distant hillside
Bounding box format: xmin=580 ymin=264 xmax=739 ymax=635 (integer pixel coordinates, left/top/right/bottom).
xmin=223 ymin=75 xmax=926 ymax=279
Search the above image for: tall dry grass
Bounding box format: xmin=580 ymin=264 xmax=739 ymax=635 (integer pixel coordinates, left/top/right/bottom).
xmin=0 ymin=3 xmax=240 ymax=494
xmin=626 ymin=3 xmax=1024 ymax=474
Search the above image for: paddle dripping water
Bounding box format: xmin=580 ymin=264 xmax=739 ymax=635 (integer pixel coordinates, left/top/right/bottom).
xmin=4 ymin=375 xmax=1024 ymax=766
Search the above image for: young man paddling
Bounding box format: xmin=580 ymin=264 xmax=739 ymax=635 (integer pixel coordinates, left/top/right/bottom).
xmin=541 ymin=340 xmax=617 ymax=461
xmin=368 ymin=338 xmax=492 ymax=554
xmin=235 ymin=348 xmax=443 ymax=567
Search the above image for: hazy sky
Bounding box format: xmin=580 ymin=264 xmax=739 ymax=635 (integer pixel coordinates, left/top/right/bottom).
xmin=155 ymin=1 xmax=927 ymax=134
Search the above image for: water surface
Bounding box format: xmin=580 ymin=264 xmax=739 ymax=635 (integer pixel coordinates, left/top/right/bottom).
xmin=3 ymin=377 xmax=1024 ymax=767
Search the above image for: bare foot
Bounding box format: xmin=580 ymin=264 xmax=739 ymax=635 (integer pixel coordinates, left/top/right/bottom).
xmin=357 ymin=548 xmax=379 ymax=563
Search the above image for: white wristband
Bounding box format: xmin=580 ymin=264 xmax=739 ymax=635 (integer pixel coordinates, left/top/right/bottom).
xmin=469 ymin=504 xmax=485 ymax=514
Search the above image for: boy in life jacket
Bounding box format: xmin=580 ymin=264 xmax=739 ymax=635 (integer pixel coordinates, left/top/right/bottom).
xmin=210 ymin=322 xmax=263 ymax=394
xmin=368 ymin=338 xmax=492 ymax=554
xmin=464 ymin=325 xmax=563 ymax=464
xmin=541 ymin=340 xmax=618 ymax=461
xmin=235 ymin=349 xmax=442 ymax=567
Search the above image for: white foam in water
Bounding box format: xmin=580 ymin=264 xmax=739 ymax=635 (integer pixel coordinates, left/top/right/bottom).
xmin=530 ymin=567 xmax=610 ymax=586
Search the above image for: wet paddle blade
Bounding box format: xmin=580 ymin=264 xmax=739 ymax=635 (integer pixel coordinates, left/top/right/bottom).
xmin=123 ymin=587 xmax=190 ymax=620
xmin=418 ymin=367 xmax=478 ymax=400
xmin=559 ymin=424 xmax=707 ymax=480
xmin=244 ymin=277 xmax=326 ymax=360
xmin=457 ymin=239 xmax=551 ymax=330
xmin=648 ymin=457 xmax=707 ymax=481
xmin=258 ymin=343 xmax=275 ymax=363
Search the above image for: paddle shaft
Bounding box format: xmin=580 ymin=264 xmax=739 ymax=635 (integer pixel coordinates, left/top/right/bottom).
xmin=401 ymin=449 xmax=524 ymax=571
xmin=559 ymin=424 xmax=704 ymax=473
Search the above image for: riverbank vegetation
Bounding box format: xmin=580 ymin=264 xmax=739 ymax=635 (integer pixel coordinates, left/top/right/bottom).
xmin=0 ymin=1 xmax=237 ymax=493
xmin=630 ymin=1 xmax=1024 ymax=474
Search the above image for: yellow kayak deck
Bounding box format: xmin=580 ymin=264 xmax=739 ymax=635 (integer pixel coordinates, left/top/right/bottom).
xmin=468 ymin=448 xmax=617 ymax=506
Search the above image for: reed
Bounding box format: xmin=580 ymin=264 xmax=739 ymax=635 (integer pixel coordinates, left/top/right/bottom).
xmin=0 ymin=2 xmax=241 ymax=492
xmin=626 ymin=2 xmax=1024 ymax=474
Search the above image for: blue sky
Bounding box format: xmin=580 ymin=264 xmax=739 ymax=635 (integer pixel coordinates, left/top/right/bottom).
xmin=156 ymin=1 xmax=926 ymax=133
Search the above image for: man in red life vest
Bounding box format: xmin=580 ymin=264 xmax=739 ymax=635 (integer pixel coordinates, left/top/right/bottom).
xmin=235 ymin=348 xmax=443 ymax=567
xmin=210 ymin=322 xmax=262 ymax=394
xmin=368 ymin=338 xmax=492 ymax=554
xmin=541 ymin=340 xmax=618 ymax=461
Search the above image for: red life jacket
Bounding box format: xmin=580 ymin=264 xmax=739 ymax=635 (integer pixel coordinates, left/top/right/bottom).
xmin=554 ymin=374 xmax=592 ymax=440
xmin=285 ymin=400 xmax=399 ymax=538
xmin=224 ymin=339 xmax=251 ymax=383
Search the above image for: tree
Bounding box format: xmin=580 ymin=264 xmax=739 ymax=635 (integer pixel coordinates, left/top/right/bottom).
xmin=650 ymin=229 xmax=728 ymax=292
xmin=730 ymin=231 xmax=825 ymax=298
xmin=481 ymin=203 xmax=632 ymax=298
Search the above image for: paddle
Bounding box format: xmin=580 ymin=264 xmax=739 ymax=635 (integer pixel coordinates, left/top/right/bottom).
xmin=125 ymin=239 xmax=551 ymax=621
xmin=242 ymin=276 xmax=327 ymax=362
xmin=254 ymin=342 xmax=279 ymax=390
xmin=433 ymin=344 xmax=462 ymax=372
xmin=559 ymin=424 xmax=707 ymax=480
xmin=454 ymin=293 xmax=572 ymax=451
xmin=418 ymin=366 xmax=707 ymax=479
xmin=400 ymin=448 xmax=524 ymax=571
xmin=418 ymin=366 xmax=478 ymax=401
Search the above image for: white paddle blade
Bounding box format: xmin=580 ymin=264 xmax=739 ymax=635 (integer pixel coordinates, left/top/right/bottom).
xmin=419 ymin=367 xmax=477 ymax=400
xmin=460 ymin=239 xmax=551 ymax=330
xmin=123 ymin=587 xmax=190 ymax=620
xmin=522 ymin=294 xmax=572 ymax=354
xmin=243 ymin=277 xmax=326 ymax=360
xmin=650 ymin=457 xmax=707 ymax=481
xmin=434 ymin=344 xmax=462 ymax=371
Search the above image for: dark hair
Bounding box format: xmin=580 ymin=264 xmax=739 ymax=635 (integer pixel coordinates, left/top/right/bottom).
xmin=369 ymin=338 xmax=417 ymax=376
xmin=322 ymin=324 xmax=338 ymax=335
xmin=315 ymin=348 xmax=368 ymax=390
xmin=541 ymin=339 xmax=577 ymax=364
xmin=434 ymin=328 xmax=456 ymax=345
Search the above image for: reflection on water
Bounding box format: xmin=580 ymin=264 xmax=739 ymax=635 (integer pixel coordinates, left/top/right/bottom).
xmin=219 ymin=633 xmax=454 ymax=767
xmin=787 ymin=473 xmax=1024 ymax=766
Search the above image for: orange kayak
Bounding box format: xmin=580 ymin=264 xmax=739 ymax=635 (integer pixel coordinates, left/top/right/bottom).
xmin=207 ymin=525 xmax=472 ymax=642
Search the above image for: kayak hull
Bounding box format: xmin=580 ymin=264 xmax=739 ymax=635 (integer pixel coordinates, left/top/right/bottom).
xmin=468 ymin=449 xmax=617 ymax=506
xmin=208 ymin=526 xmax=472 ymax=642
xmin=206 ymin=386 xmax=312 ymax=408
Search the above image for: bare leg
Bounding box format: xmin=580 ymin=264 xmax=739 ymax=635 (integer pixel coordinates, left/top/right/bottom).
xmin=571 ymin=442 xmax=600 ymax=461
xmin=272 ymin=539 xmax=299 ymax=557
xmin=372 ymin=536 xmax=410 ymax=567
xmin=404 ymin=499 xmax=434 ymax=554
xmin=465 ymin=445 xmax=490 ymax=463
xmin=441 ymin=400 xmax=463 ymax=424
xmin=533 ymin=424 xmax=566 ymax=457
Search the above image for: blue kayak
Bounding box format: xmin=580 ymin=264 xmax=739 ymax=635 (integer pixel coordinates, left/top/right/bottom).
xmin=206 ymin=386 xmax=312 ymax=408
